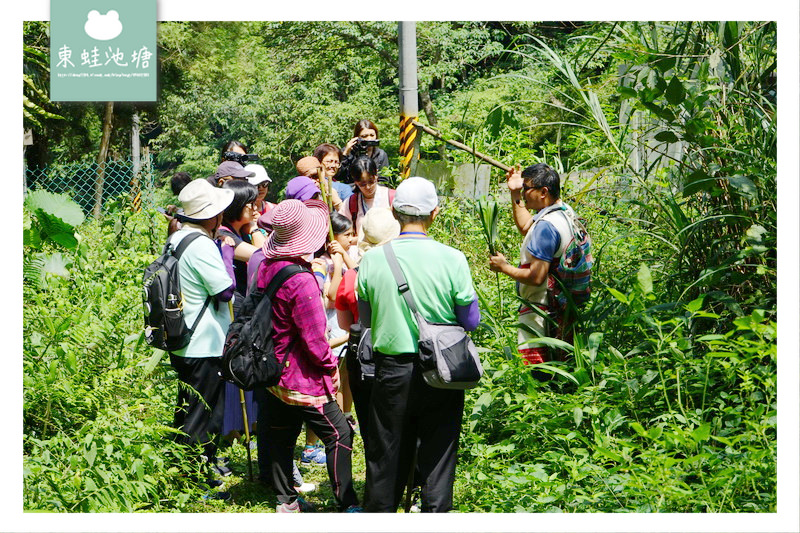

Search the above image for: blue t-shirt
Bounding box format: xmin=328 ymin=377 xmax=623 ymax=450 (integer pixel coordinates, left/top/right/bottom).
xmin=332 ymin=180 xmax=354 ymax=202
xmin=525 ymin=217 xmax=561 ymax=263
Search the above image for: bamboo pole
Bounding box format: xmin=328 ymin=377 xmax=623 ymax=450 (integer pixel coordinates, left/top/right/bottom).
xmin=317 ymin=167 xmax=335 ymax=241
xmin=411 ymin=121 xmax=512 ymax=173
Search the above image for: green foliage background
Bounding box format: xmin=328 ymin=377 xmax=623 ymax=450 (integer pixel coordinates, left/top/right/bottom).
xmin=22 ymin=21 xmax=779 ymax=514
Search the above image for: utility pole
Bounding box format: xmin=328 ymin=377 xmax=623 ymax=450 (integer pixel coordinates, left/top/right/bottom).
xmin=398 ymin=21 xmax=419 ymax=181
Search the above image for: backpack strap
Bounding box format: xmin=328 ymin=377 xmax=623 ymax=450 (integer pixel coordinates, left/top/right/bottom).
xmin=349 ymin=193 xmax=359 ymax=221
xmin=165 ymin=231 xmax=213 ymax=350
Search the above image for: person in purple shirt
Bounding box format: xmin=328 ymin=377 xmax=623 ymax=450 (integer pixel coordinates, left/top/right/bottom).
xmin=253 ymin=198 xmax=360 ymax=513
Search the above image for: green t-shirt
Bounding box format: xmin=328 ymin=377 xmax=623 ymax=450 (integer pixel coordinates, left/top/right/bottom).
xmin=169 ymin=227 xmax=233 ymax=358
xmin=357 ymin=237 xmax=476 ymax=355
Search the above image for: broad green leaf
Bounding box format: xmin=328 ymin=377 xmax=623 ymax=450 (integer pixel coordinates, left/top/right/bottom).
xmin=573 ymin=407 xmax=583 ymax=427
xmin=654 ymin=131 xmax=679 ymax=143
xmin=636 ymin=264 xmax=653 ymax=295
xmin=726 ymin=175 xmax=757 ymax=200
xmin=665 ymin=75 xmax=685 ymax=106
xmin=685 ymin=296 xmax=705 ymax=313
xmin=691 ymin=423 xmax=711 ymax=443
xmin=606 ymin=287 xmax=629 ymax=304
xmin=24 ymin=190 xmax=85 ymax=227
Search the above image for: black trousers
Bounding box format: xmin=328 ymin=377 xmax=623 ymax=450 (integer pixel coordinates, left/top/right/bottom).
xmin=345 ymin=350 xmax=374 ymax=454
xmin=258 ymin=390 xmax=358 ymax=510
xmin=169 ymin=354 xmax=226 ymax=464
xmin=364 ymin=352 xmax=465 ymax=513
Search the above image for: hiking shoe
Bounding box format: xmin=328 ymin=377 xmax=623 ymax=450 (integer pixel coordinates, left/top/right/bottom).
xmin=210 ymin=462 xmax=233 ymax=477
xmin=292 ymin=462 xmax=316 ymax=493
xmin=276 ymin=497 xmax=314 ymax=513
xmin=201 ymin=490 xmax=231 ymax=502
xmin=344 ymin=505 xmax=363 ymax=513
xmin=300 ymin=445 xmax=326 ymax=465
xmin=294 ymin=482 xmax=316 ymax=493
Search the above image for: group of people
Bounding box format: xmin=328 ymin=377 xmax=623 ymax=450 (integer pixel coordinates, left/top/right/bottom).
xmin=160 ymin=118 xmax=578 ymax=512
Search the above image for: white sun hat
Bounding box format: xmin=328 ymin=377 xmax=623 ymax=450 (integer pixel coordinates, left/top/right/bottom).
xmin=178 ymin=179 xmax=235 ymax=221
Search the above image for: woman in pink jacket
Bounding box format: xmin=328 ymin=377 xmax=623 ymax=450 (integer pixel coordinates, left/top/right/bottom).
xmin=253 ymin=198 xmax=360 ymax=513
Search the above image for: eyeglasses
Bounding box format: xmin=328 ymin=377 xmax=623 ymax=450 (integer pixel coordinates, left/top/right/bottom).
xmin=355 ymin=179 xmax=378 ymax=187
xmin=322 ymin=159 xmax=340 ymax=167
xmin=522 ymin=182 xmax=542 ymax=194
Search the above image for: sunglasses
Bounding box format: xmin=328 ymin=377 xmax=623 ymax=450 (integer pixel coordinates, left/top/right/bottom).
xmin=522 ymin=182 xmax=542 ymax=194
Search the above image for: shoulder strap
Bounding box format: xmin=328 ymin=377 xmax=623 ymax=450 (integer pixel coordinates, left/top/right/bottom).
xmin=349 ymin=193 xmax=358 ymax=220
xmin=169 ymin=231 xmax=205 ymax=259
xmin=382 ymin=242 xmax=419 ymax=315
xmin=263 ymin=264 xmax=312 ymax=300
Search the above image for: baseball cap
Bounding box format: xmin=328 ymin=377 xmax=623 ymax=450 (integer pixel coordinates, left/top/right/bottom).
xmin=392 ymin=176 xmax=438 ymax=216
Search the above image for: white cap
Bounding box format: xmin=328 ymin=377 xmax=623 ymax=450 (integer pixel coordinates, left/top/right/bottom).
xmin=244 ymin=164 xmax=272 ymax=185
xmin=392 ymin=176 xmax=438 ymax=216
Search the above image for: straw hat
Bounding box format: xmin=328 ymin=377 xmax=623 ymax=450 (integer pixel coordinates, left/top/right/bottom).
xmin=360 ymin=207 xmax=400 ymax=254
xmin=262 ymin=199 xmax=330 ymax=259
xmin=178 ymin=179 xmax=235 ymax=221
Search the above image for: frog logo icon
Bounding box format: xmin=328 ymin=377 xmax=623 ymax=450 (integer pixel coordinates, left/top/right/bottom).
xmin=84 ymin=10 xmax=123 ymax=41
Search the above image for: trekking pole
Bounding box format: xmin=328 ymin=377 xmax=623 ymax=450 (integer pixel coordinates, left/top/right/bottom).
xmin=229 ymin=300 xmax=254 ymax=481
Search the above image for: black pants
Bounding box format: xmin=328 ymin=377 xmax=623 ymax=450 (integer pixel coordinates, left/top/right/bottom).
xmin=364 ymin=352 xmax=465 ymax=513
xmin=258 ymin=390 xmax=358 ymax=510
xmin=345 ymin=350 xmax=374 ymax=454
xmin=169 ymin=354 xmax=226 ymax=465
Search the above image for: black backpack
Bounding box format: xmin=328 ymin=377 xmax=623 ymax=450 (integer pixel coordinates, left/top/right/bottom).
xmin=142 ymin=232 xmax=212 ymax=352
xmin=220 ymin=264 xmax=311 ymax=391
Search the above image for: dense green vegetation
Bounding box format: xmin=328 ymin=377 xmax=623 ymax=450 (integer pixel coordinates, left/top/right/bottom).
xmin=23 ymin=21 xmax=778 ymax=514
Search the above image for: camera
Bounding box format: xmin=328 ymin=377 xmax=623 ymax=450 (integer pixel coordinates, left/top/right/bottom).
xmin=222 ymin=151 xmax=260 ymax=164
xmin=352 ymin=138 xmax=379 ymax=156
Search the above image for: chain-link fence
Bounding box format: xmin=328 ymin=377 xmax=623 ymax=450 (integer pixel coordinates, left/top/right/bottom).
xmin=25 ymin=155 xmax=157 ymax=217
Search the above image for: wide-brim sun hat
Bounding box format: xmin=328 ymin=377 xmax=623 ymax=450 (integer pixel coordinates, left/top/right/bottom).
xmin=244 ymin=164 xmax=272 ymax=185
xmin=392 ymin=176 xmax=438 ymax=216
xmin=262 ymin=199 xmax=330 ymax=259
xmin=215 ymin=160 xmax=255 ymax=179
xmin=178 ymin=179 xmax=235 ymax=221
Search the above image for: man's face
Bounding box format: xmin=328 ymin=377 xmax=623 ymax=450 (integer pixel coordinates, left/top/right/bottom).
xmin=522 ymin=180 xmax=549 ymax=211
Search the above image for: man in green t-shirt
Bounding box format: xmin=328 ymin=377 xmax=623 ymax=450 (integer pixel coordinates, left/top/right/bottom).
xmin=357 ymin=177 xmax=480 ymax=513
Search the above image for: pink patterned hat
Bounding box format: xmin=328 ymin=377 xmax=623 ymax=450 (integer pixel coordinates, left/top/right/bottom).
xmin=262 ymin=199 xmax=330 ymax=259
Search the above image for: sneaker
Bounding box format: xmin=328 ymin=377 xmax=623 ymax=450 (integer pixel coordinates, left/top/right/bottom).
xmin=292 ymin=462 xmax=316 ymax=493
xmin=201 ymin=490 xmax=231 ymax=502
xmin=295 ymin=482 xmax=316 ymax=493
xmin=276 ymin=497 xmax=314 ymax=513
xmin=344 ymin=505 xmax=363 ymax=513
xmin=210 ymin=462 xmax=232 ymax=477
xmin=300 ymin=445 xmax=326 ymax=465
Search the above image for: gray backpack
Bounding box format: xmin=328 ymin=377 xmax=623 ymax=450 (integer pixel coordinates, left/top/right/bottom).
xmin=383 ymin=242 xmax=483 ymax=390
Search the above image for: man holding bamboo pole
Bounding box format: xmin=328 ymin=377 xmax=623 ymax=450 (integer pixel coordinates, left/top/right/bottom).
xmin=489 ymin=163 xmax=579 ymax=377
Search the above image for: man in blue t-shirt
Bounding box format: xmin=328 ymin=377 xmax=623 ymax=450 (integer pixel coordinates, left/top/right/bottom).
xmin=489 ymin=163 xmax=576 ymax=373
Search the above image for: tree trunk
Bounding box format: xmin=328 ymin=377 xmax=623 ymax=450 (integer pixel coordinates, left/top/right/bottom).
xmin=93 ymin=102 xmax=114 ymax=218
xmin=419 ymin=88 xmax=447 ymax=161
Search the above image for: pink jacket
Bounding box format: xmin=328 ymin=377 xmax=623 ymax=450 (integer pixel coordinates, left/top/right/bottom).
xmin=257 ymin=258 xmax=338 ymax=406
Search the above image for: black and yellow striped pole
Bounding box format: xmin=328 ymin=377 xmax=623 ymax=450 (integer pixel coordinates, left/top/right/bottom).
xmin=398 ymin=22 xmax=419 ymax=182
